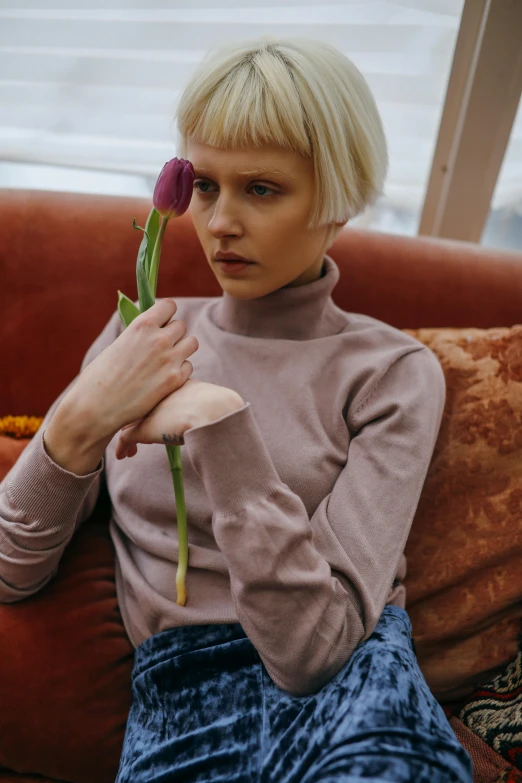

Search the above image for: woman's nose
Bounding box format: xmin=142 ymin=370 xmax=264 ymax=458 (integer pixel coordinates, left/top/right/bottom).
xmin=207 ymin=195 xmax=242 ymax=237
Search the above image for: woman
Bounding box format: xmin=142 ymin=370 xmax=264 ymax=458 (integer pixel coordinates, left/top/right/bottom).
xmin=0 ymin=37 xmax=473 ymax=782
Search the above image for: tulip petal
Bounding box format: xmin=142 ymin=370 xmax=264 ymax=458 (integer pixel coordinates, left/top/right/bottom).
xmin=152 ymin=158 xmax=195 ymax=219
xmin=177 ymin=162 xmax=195 ymax=215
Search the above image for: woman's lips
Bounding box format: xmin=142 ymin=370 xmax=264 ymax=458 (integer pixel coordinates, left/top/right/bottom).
xmin=217 ymin=260 xmax=255 ymax=274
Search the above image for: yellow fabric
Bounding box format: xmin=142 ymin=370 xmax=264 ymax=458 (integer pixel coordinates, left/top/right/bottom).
xmin=0 ymin=416 xmax=43 ymax=438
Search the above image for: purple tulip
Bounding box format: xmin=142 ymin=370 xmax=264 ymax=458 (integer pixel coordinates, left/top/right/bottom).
xmin=153 ymin=157 xmax=195 ymax=219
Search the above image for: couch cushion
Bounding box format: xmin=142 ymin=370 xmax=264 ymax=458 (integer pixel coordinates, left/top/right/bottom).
xmin=0 ymin=438 xmax=30 ymax=483
xmin=0 ymin=772 xmax=62 ymax=783
xmin=403 ymin=324 xmax=522 ymax=703
xmin=0 ymin=436 xmax=133 ymax=783
xmin=449 ymin=717 xmax=522 ymax=783
xmin=1 ymin=322 xmax=521 ymax=778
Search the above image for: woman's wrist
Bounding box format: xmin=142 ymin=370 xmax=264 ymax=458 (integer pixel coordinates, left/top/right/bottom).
xmin=43 ymin=399 xmax=114 ymax=476
xmin=184 ymin=393 xmax=245 ymax=434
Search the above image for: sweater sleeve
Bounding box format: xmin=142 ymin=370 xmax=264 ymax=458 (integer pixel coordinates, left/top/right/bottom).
xmin=0 ymin=308 xmax=123 ymax=603
xmin=183 ymin=346 xmax=446 ymax=696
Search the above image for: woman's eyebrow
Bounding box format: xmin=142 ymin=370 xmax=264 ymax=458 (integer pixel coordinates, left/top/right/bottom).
xmin=193 ymin=167 xmax=296 ymax=180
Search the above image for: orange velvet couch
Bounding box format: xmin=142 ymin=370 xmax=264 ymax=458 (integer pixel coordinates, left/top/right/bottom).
xmin=1 ymin=188 xmax=522 ymax=783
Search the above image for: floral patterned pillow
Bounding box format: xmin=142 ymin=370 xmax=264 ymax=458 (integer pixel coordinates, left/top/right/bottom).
xmin=402 ymin=324 xmax=522 ymax=704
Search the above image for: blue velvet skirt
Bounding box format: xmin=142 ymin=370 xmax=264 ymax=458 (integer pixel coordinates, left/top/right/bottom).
xmin=115 ymin=605 xmax=473 ymax=782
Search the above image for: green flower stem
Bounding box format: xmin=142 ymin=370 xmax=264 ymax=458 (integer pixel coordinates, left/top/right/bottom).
xmin=166 ymin=443 xmax=188 ymax=606
xmin=125 ymin=210 xmax=189 ymax=603
xmin=145 ymin=214 xmax=189 ymax=604
xmin=148 ymin=216 xmax=168 ymax=297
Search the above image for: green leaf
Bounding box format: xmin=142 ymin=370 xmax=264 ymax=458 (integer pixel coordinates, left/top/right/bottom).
xmin=132 ymin=216 xmax=148 ymax=279
xmin=133 ymin=218 xmax=155 ymax=312
xmin=144 ymin=207 xmax=160 ymax=280
xmin=117 ymin=290 xmax=140 ymax=328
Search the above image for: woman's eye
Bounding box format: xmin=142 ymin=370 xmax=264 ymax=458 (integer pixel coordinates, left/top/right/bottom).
xmin=193 ymin=181 xmax=275 ymax=198
xmin=193 ymin=180 xmax=211 ymax=193
xmin=251 ymin=184 xmax=274 ymax=197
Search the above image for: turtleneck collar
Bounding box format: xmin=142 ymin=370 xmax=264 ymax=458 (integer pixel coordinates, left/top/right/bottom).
xmin=208 ymin=254 xmax=347 ymax=340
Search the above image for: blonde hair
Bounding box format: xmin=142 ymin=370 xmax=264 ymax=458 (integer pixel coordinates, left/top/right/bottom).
xmin=174 ymin=36 xmax=388 ymax=249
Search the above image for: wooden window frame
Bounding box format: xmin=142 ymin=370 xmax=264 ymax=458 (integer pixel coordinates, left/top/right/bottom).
xmin=419 ymin=0 xmax=522 ymax=243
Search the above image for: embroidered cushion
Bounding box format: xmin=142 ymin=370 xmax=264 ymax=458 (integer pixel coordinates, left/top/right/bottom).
xmin=403 ymin=325 xmax=522 ymax=704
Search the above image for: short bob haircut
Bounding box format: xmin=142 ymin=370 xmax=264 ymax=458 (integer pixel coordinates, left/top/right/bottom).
xmin=174 ymin=36 xmax=388 ymax=250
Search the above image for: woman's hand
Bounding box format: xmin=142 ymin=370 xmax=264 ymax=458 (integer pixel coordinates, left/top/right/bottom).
xmin=62 ymin=299 xmax=199 ymax=443
xmin=114 ymin=378 xmax=245 ymax=459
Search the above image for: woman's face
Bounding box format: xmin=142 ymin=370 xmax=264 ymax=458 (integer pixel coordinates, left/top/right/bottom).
xmin=185 ymin=137 xmax=335 ymax=298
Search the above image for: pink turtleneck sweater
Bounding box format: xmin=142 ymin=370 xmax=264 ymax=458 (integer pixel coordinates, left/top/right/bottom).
xmin=0 ymin=255 xmax=445 ymax=695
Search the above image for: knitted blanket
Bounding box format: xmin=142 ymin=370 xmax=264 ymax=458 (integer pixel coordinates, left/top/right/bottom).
xmin=448 ymin=623 xmax=522 ymax=783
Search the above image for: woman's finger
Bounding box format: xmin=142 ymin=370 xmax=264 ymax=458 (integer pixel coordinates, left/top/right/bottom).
xmin=119 ymin=427 xmax=137 ymax=448
xmin=121 ymin=419 xmax=143 ymax=432
xmin=117 ymin=419 xmax=142 ymax=451
xmin=115 ymin=436 xmax=138 ymax=460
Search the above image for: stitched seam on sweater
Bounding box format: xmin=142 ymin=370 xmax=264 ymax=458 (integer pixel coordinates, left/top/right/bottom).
xmin=351 ymin=347 xmax=425 ymax=421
